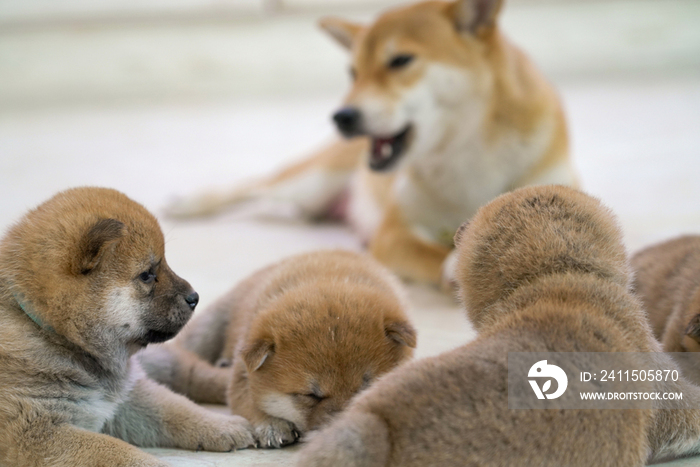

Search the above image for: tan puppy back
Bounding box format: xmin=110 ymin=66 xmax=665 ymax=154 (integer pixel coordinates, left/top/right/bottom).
xmin=140 ymin=250 xmax=416 ymax=449
xmin=455 ymin=185 xmax=631 ymax=331
xmin=297 ymin=186 xmax=700 ymax=467
xmin=632 ymin=235 xmax=700 ymax=353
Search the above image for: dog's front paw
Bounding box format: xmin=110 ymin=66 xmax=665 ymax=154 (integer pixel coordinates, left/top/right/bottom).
xmin=181 ymin=413 xmax=255 ymax=452
xmin=255 ymin=417 xmax=301 ymax=449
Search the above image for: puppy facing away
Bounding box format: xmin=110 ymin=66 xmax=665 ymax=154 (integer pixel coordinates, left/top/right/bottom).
xmin=297 ymin=185 xmax=700 ymax=467
xmin=165 ymin=0 xmax=578 ymax=286
xmin=0 ymin=187 xmax=254 ymax=467
xmin=138 ymin=250 xmax=417 ymax=449
xmin=632 ymin=236 xmax=700 ymax=353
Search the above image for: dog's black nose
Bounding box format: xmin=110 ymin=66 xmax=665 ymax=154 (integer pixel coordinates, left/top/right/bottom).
xmin=332 ymin=107 xmax=362 ymax=137
xmin=185 ymin=292 xmax=199 ymax=310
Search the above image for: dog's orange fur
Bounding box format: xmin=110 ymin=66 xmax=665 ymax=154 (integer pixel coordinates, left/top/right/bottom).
xmin=0 ymin=188 xmax=254 ymax=467
xmin=296 ymin=186 xmax=700 ymax=467
xmin=138 ymin=250 xmax=416 ymax=449
xmin=632 ymin=236 xmax=700 ymax=353
xmin=166 ymin=0 xmax=578 ymax=288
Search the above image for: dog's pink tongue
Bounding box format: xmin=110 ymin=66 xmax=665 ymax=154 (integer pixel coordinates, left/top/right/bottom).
xmin=372 ymin=136 xmax=396 ymax=160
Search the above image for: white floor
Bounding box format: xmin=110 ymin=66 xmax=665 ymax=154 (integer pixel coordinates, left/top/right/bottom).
xmin=1 ymin=0 xmax=700 ymax=465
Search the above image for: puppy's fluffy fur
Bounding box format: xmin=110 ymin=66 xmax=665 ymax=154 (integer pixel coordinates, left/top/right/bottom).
xmin=139 ymin=250 xmax=416 ymax=449
xmin=297 ymin=186 xmax=700 ymax=467
xmin=632 ymin=236 xmax=700 ymax=353
xmin=0 ymin=187 xmax=253 ymax=467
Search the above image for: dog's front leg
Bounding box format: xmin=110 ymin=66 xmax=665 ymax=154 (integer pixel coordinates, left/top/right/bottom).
xmin=103 ymin=376 xmax=254 ymax=452
xmin=647 ymin=375 xmax=700 ymax=461
xmin=6 ymin=422 xmax=169 ymax=467
xmin=164 ymin=137 xmax=366 ymax=219
xmin=227 ymin=369 xmax=301 ymax=449
xmin=137 ymin=344 xmax=230 ymax=404
xmin=370 ymin=203 xmax=451 ymax=285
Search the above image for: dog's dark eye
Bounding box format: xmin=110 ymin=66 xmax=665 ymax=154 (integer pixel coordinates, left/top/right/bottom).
xmin=138 ymin=271 xmax=156 ymax=284
xmin=387 ymin=54 xmax=414 ymax=70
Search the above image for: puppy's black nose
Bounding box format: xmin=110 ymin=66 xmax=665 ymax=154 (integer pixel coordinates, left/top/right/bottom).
xmin=185 ymin=292 xmax=199 ymax=310
xmin=332 ymin=107 xmax=361 ymax=137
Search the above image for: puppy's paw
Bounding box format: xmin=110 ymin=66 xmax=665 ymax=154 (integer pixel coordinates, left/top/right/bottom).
xmin=255 ymin=417 xmax=301 ymax=449
xmin=183 ymin=413 xmax=255 ymax=452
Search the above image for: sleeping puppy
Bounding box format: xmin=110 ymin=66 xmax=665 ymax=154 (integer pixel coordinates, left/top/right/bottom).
xmin=0 ymin=187 xmax=254 ymax=467
xmin=632 ymin=235 xmax=700 ymax=353
xmin=138 ymin=250 xmax=416 ymax=449
xmin=296 ymin=185 xmax=700 ymax=467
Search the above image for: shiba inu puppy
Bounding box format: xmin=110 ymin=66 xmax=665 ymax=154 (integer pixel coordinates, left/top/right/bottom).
xmin=165 ymin=0 xmax=578 ymax=286
xmin=296 ymin=186 xmax=700 ymax=467
xmin=0 ymin=187 xmax=254 ymax=467
xmin=138 ymin=250 xmax=416 ymax=449
xmin=632 ymin=236 xmax=700 ymax=353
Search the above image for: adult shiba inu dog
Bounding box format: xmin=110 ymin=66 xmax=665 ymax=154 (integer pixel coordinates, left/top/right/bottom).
xmin=632 ymin=236 xmax=700 ymax=354
xmin=296 ymin=186 xmax=700 ymax=467
xmin=0 ymin=187 xmax=254 ymax=467
xmin=165 ymin=0 xmax=578 ymax=286
xmin=138 ymin=250 xmax=416 ymax=449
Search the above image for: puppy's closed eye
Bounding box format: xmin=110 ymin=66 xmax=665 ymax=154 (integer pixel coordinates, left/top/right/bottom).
xmin=294 ymin=393 xmax=326 ymax=405
xmin=387 ymin=54 xmax=415 ymax=70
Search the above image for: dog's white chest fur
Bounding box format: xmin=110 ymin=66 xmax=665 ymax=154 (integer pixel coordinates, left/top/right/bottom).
xmin=71 ymin=360 xmax=140 ymax=433
xmin=347 ymin=61 xmax=559 ymax=245
xmin=397 ymin=120 xmax=554 ymax=244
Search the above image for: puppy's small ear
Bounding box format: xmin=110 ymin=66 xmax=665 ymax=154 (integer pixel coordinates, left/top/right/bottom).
xmin=385 ymin=320 xmax=417 ymax=348
xmin=72 ymin=218 xmax=126 ymax=275
xmin=242 ymin=339 xmax=275 ymax=372
xmin=685 ymin=315 xmax=700 ymax=344
xmin=319 ymin=17 xmax=364 ymax=50
xmin=453 ymin=220 xmax=471 ymax=246
xmin=448 ymin=0 xmax=503 ymax=36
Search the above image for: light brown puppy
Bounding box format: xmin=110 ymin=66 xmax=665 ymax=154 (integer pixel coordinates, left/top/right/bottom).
xmin=297 ymin=185 xmax=700 ymax=467
xmin=165 ymin=0 xmax=578 ymax=286
xmin=139 ymin=250 xmax=416 ymax=449
xmin=0 ymin=187 xmax=254 ymax=467
xmin=632 ymin=236 xmax=700 ymax=353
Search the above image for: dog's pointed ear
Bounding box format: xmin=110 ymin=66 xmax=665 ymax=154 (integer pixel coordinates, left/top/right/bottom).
xmin=72 ymin=218 xmax=126 ymax=275
xmin=385 ymin=319 xmax=417 ymax=348
xmin=453 ymin=220 xmax=471 ymax=246
xmin=319 ymin=17 xmax=364 ymax=50
xmin=685 ymin=315 xmax=700 ymax=344
xmin=242 ymin=338 xmax=275 ymax=372
xmin=448 ymin=0 xmax=503 ymax=36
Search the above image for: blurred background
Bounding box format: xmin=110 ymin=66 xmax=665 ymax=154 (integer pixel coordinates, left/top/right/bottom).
xmin=2 ymin=0 xmax=700 ymax=334
xmin=2 ymin=0 xmax=699 ymax=231
xmin=1 ymin=1 xmax=699 ymax=464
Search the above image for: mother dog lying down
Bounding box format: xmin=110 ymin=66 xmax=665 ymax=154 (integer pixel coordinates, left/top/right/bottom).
xmin=0 ymin=188 xmax=253 ymax=467
xmin=298 ymin=185 xmax=700 ymax=467
xmin=165 ymin=0 xmax=578 ymax=286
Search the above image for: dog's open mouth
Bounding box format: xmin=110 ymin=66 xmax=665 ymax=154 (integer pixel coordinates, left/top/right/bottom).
xmin=369 ymin=126 xmax=412 ymax=171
